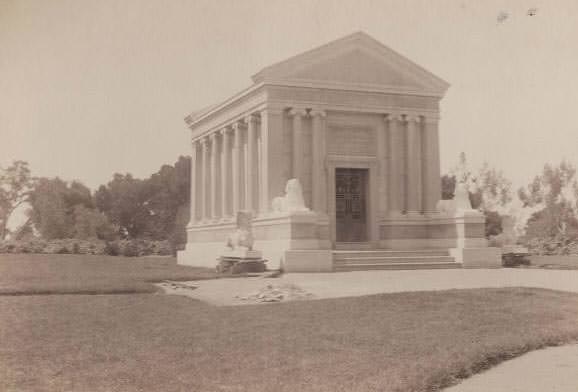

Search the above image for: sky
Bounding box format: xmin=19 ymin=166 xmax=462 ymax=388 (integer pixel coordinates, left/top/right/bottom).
xmin=2 ymin=0 xmax=578 ymax=191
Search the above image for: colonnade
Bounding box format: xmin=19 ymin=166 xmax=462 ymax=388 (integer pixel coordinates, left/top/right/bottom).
xmin=385 ymin=113 xmax=441 ymax=216
xmin=188 ymin=107 xmax=441 ymax=226
xmin=189 ymin=109 xmax=285 ymax=224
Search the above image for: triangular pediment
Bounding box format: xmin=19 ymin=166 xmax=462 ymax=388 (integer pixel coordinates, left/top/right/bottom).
xmin=252 ymin=32 xmax=449 ymax=96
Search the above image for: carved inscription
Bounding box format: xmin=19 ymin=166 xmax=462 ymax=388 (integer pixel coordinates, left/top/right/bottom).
xmin=327 ymin=126 xmax=376 ymax=156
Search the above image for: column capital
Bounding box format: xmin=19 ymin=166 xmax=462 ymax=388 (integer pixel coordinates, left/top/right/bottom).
xmin=309 ymin=108 xmax=326 ymax=118
xmin=200 ymin=136 xmax=210 ymax=146
xmin=289 ymin=107 xmax=308 ymax=117
xmin=422 ymin=113 xmax=440 ymax=124
xmin=231 ymin=121 xmax=244 ymax=131
xmin=209 ymin=132 xmax=218 ymax=141
xmin=244 ymin=113 xmax=259 ymax=125
xmin=404 ymin=113 xmax=421 ymax=123
xmin=384 ymin=112 xmax=403 ymax=122
xmin=219 ymin=126 xmax=232 ymax=136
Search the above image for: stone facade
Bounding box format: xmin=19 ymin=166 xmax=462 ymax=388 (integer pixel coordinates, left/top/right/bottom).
xmin=178 ymin=32 xmax=501 ymax=271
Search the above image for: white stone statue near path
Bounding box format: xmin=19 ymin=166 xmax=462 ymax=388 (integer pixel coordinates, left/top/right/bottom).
xmin=436 ymin=178 xmax=479 ymax=216
xmin=226 ymin=211 xmax=254 ymax=251
xmin=272 ymin=178 xmax=310 ymax=213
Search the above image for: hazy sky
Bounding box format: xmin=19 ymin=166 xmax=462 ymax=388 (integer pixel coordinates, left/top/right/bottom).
xmin=2 ymin=0 xmax=577 ymax=190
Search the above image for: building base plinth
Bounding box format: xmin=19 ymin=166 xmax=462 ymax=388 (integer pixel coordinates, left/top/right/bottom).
xmin=283 ymin=250 xmax=333 ymax=272
xmin=450 ymin=247 xmax=502 ymax=268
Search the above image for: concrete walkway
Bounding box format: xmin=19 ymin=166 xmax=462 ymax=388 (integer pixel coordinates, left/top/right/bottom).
xmin=445 ymin=344 xmax=578 ymax=392
xmin=160 ymin=268 xmax=578 ymax=306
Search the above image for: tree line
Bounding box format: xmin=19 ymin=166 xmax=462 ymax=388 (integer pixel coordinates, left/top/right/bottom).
xmin=0 ymin=157 xmax=191 ymax=248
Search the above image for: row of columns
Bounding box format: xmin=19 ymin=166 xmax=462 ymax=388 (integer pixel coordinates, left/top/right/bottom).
xmin=189 ymin=107 xmax=440 ymax=225
xmin=385 ymin=113 xmax=440 ymax=215
xmin=189 ymin=109 xmax=284 ymax=224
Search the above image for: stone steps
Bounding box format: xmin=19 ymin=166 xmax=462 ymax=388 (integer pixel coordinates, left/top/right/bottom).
xmin=332 ymin=249 xmax=462 ymax=271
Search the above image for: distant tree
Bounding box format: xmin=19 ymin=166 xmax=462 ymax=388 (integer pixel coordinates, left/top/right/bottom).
xmin=0 ymin=161 xmax=34 ymax=240
xmin=441 ymin=174 xmax=456 ymax=200
xmin=95 ymin=156 xmax=191 ymax=243
xmin=94 ymin=173 xmax=148 ymax=238
xmin=28 ymin=178 xmax=95 ymax=239
xmin=72 ymin=205 xmax=116 ymax=240
xmin=28 ymin=178 xmax=74 ymax=239
xmin=519 ymin=161 xmax=578 ymax=253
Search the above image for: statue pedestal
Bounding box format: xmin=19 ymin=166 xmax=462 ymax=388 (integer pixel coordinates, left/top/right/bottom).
xmin=221 ymin=248 xmax=263 ymax=260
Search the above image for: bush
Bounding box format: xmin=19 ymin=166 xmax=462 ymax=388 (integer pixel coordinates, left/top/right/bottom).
xmin=122 ymin=240 xmax=140 ymax=257
xmin=0 ymin=238 xmax=173 ymax=257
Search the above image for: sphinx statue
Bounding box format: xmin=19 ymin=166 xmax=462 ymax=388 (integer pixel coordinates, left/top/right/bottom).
xmin=272 ymin=178 xmax=310 ymax=213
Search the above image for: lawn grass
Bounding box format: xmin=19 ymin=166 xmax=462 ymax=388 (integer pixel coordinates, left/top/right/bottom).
xmin=0 ymin=254 xmax=218 ymax=295
xmin=1 ymin=287 xmax=578 ymax=392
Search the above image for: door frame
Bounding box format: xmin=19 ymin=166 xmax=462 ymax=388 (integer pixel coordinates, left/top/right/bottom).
xmin=326 ymin=155 xmax=379 ymax=248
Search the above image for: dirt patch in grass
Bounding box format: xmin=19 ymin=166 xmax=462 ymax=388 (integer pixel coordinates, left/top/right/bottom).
xmin=1 ymin=287 xmax=578 ymax=392
xmin=0 ymin=254 xmax=219 ymax=295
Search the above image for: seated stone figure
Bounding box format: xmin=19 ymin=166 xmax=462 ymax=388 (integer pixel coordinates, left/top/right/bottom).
xmin=226 ymin=211 xmax=254 ymax=251
xmin=272 ymin=178 xmax=310 ymax=213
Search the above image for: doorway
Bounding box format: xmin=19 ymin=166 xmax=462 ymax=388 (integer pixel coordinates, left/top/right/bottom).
xmin=335 ymin=168 xmax=368 ymax=242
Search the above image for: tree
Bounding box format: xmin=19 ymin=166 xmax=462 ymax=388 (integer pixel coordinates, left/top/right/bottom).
xmin=0 ymin=161 xmax=33 ymax=240
xmin=28 ymin=178 xmax=74 ymax=239
xmin=94 ymin=156 xmax=191 ymax=242
xmin=28 ymin=177 xmax=95 ymax=239
xmin=72 ymin=205 xmax=116 ymax=240
xmin=94 ymin=173 xmax=149 ymax=238
xmin=519 ymin=161 xmax=578 ymax=253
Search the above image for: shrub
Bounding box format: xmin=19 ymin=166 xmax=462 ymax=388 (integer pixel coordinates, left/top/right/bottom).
xmin=0 ymin=238 xmax=172 ymax=257
xmin=122 ymin=240 xmax=140 ymax=257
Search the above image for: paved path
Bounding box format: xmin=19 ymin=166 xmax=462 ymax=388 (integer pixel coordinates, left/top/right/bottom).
xmin=444 ymin=344 xmax=578 ymax=392
xmin=160 ymin=268 xmax=578 ymax=306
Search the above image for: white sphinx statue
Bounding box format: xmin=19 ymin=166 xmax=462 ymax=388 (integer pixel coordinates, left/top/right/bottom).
xmin=272 ymin=178 xmax=310 ymax=213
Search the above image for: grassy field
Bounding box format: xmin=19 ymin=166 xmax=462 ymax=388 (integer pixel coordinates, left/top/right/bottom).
xmin=0 ymin=254 xmax=218 ymax=295
xmin=1 ymin=255 xmax=578 ymax=392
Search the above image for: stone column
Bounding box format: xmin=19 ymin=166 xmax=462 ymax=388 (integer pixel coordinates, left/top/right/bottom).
xmin=377 ymin=114 xmax=387 ymax=216
xmin=201 ymin=137 xmax=209 ymax=221
xmin=245 ymin=114 xmax=258 ymax=212
xmin=232 ymin=122 xmax=243 ymax=214
xmin=188 ymin=139 xmax=198 ymax=226
xmin=406 ymin=114 xmax=421 ymax=214
xmin=210 ymin=132 xmax=218 ymax=220
xmin=423 ymin=114 xmax=442 ymax=213
xmin=220 ymin=127 xmax=231 ymax=219
xmin=259 ymin=107 xmax=285 ymax=214
xmin=310 ymin=109 xmax=326 ymax=213
xmin=386 ymin=113 xmax=403 ymax=216
xmin=289 ymin=108 xmax=307 ymax=182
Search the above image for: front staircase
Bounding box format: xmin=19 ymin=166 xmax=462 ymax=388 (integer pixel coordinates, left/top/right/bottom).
xmin=332 ymin=249 xmax=462 ymax=271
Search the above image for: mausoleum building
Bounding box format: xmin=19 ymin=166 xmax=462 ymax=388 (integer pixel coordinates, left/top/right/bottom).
xmin=178 ymin=32 xmax=500 ymax=271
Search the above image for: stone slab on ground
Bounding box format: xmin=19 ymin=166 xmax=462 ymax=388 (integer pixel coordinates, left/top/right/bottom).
xmin=157 ymin=269 xmax=578 ymax=306
xmin=444 ymin=344 xmax=578 ymax=392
